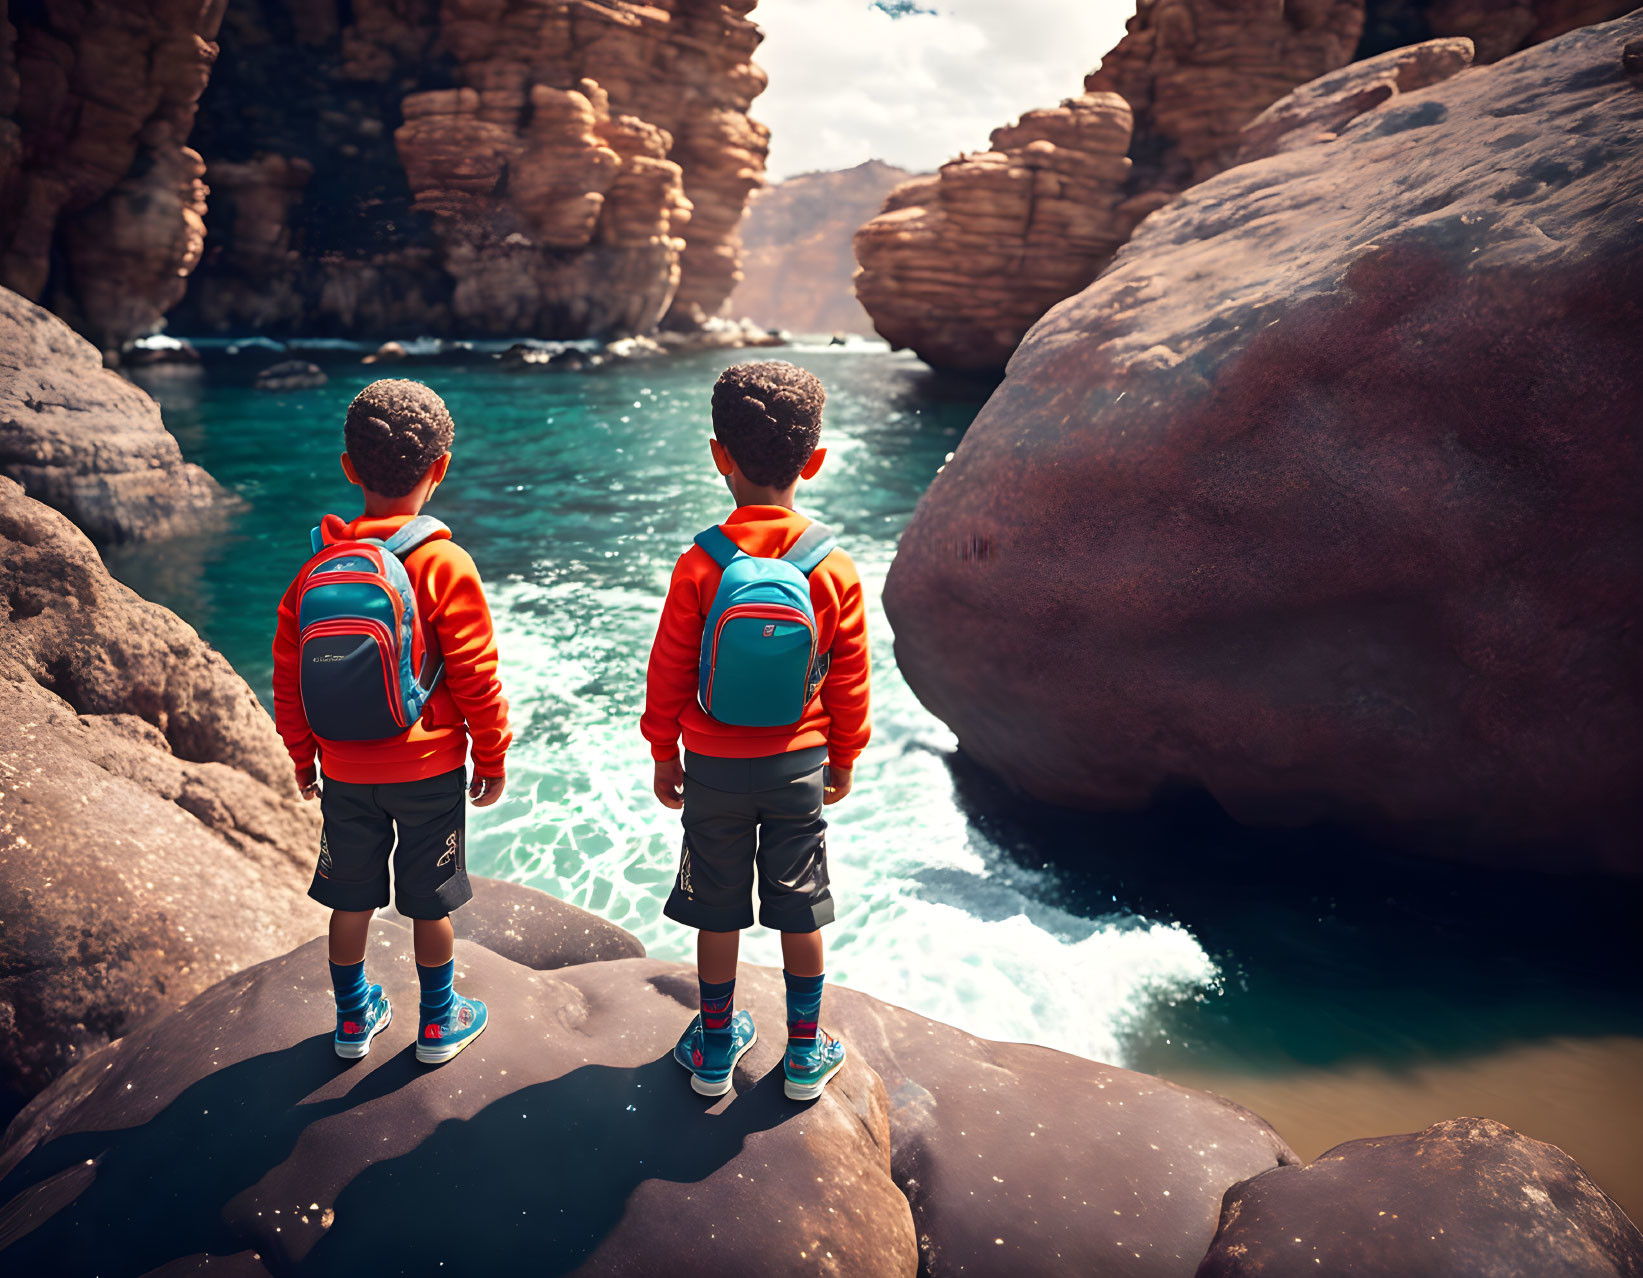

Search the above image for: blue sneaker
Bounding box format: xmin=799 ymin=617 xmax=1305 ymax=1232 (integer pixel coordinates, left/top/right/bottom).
xmin=334 ymin=985 xmax=391 ymax=1059
xmin=673 ymin=1010 xmax=757 ymax=1097
xmin=784 ymin=1029 xmax=846 ymax=1101
xmin=416 ymin=992 xmax=488 ymax=1065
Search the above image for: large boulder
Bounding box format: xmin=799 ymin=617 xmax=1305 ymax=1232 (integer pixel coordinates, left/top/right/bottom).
xmin=383 ymin=875 xmax=646 ymax=970
xmin=0 ymin=476 xmax=319 ymax=1103
xmin=883 ymin=15 xmax=1643 ymax=869
xmin=0 ymin=934 xmax=919 ymax=1277
xmin=1197 ymin=1118 xmax=1643 ymax=1276
xmin=0 ymin=288 xmax=230 ymax=542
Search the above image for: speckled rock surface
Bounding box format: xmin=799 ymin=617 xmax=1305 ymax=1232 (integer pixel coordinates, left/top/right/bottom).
xmin=0 ymin=475 xmax=319 ymax=1104
xmin=384 ymin=875 xmax=645 ymax=970
xmin=0 ymin=287 xmax=229 ymax=543
xmin=1197 ymin=1118 xmax=1643 ymax=1276
xmin=882 ymin=15 xmax=1643 ymax=868
xmin=0 ymin=939 xmax=918 ymax=1276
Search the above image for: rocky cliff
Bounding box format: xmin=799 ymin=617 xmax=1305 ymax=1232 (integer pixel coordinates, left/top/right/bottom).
xmin=174 ymin=0 xmax=768 ymax=341
xmin=0 ymin=288 xmax=230 ymax=542
xmin=0 ymin=0 xmax=222 ymax=356
xmin=881 ymin=16 xmax=1643 ymax=869
xmin=854 ymin=0 xmax=1639 ymax=372
xmin=734 ymin=159 xmax=911 ymax=335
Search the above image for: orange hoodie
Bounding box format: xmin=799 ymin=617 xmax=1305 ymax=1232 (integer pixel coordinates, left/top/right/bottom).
xmin=273 ymin=513 xmax=511 ymax=785
xmin=642 ymin=505 xmax=871 ymax=768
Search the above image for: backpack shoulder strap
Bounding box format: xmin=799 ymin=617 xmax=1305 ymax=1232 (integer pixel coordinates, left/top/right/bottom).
xmin=383 ymin=516 xmax=451 ymax=560
xmin=781 ymin=521 xmax=837 ymax=575
xmin=693 ymin=525 xmax=745 ymax=569
xmin=310 ymin=526 xmax=326 ymax=555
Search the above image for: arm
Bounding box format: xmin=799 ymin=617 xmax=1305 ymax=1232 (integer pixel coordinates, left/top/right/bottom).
xmin=271 ymin=573 xmax=320 ymax=796
xmin=641 ymin=556 xmax=704 ymax=807
xmin=422 ymin=544 xmax=511 ymax=798
xmin=820 ymin=561 xmax=871 ymax=800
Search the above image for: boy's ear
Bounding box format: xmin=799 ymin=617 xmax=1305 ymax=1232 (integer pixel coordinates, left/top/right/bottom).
xmin=799 ymin=447 xmax=827 ymax=481
xmin=709 ymin=438 xmax=736 ymax=477
xmin=425 ymin=453 xmax=451 ymax=486
xmin=340 ymin=452 xmax=361 ymax=487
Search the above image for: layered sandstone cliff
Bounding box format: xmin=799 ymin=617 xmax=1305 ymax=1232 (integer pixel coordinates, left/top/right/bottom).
xmin=178 ymin=0 xmax=768 ymax=340
xmin=0 ymin=0 xmax=221 ymax=356
xmin=882 ymin=16 xmax=1643 ymax=868
xmin=735 ymin=159 xmax=911 ymax=335
xmin=854 ymin=0 xmax=1639 ymax=373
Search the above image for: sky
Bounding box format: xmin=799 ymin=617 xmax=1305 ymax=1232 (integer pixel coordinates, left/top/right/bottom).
xmin=752 ymin=0 xmax=1134 ymax=181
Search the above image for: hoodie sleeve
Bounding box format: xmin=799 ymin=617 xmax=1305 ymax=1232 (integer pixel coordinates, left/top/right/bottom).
xmin=641 ymin=552 xmax=706 ymax=762
xmin=419 ymin=541 xmax=512 ymax=777
xmin=820 ymin=552 xmax=871 ymax=770
xmin=271 ymin=570 xmax=318 ymax=783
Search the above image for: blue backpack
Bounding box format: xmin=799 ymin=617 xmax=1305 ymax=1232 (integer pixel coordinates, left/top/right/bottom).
xmin=297 ymin=516 xmax=448 ymax=741
xmin=694 ymin=520 xmax=838 ymax=728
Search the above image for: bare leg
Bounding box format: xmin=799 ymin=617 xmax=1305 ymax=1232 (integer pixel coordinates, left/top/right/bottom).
xmin=413 ymin=916 xmax=455 ymax=967
xmin=780 ymin=929 xmax=824 ymax=978
xmin=698 ymin=929 xmax=740 ymax=984
xmin=328 ymin=909 xmax=372 ymax=965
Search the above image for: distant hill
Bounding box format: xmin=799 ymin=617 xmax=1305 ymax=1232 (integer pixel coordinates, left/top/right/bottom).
xmin=732 ymin=160 xmax=915 ymax=336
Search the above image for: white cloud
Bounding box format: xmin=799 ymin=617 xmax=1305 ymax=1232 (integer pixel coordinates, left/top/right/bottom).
xmin=750 ymin=0 xmax=1135 ymax=180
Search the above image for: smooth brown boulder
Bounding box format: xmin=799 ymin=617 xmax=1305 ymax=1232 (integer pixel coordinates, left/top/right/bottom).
xmin=0 ymin=475 xmax=322 ymax=1103
xmin=736 ymin=160 xmax=912 ymax=335
xmin=1197 ymin=1118 xmax=1643 ymax=1276
xmin=883 ymin=15 xmax=1643 ymax=869
xmin=795 ymin=972 xmax=1298 ymax=1276
xmin=0 ymin=287 xmax=229 ymax=542
xmin=383 ymin=875 xmax=645 ymax=970
xmin=0 ymin=937 xmax=918 ymax=1277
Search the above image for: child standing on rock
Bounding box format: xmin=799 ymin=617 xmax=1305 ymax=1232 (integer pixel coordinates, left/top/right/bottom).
xmin=642 ymin=361 xmax=871 ymax=1100
xmin=273 ymin=379 xmax=510 ymax=1065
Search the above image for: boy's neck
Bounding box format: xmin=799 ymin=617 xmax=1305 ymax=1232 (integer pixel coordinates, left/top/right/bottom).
xmin=360 ymin=491 xmax=427 ymax=519
xmin=728 ymin=478 xmax=801 ymax=510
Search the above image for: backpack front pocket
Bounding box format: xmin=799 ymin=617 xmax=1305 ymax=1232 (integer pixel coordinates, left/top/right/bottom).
xmin=299 ymin=617 xmax=406 ymax=741
xmin=706 ymin=603 xmax=818 ymax=727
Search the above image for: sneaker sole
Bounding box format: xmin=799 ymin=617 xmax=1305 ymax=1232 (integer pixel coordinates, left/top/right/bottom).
xmin=415 ymin=1014 xmax=488 ymax=1065
xmin=685 ymin=1026 xmax=759 ymax=1097
xmin=784 ymin=1051 xmax=846 ymax=1102
xmin=334 ymin=1004 xmax=392 ymax=1060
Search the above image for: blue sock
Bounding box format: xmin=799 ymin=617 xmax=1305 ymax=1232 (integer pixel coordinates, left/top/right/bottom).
xmin=784 ymin=971 xmax=824 ymax=1052
xmin=418 ymin=959 xmax=455 ymax=1023
xmin=329 ymin=960 xmax=368 ymax=1015
xmin=700 ymin=977 xmax=735 ymax=1042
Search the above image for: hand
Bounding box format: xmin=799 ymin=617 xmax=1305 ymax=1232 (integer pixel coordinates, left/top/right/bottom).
xmin=823 ymin=764 xmax=852 ymax=805
xmin=297 ymin=767 xmax=321 ymax=801
xmin=653 ymin=756 xmax=685 ymax=809
xmin=469 ymin=774 xmax=506 ymax=807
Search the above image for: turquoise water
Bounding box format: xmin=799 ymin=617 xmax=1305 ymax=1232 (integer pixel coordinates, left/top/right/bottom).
xmin=112 ymin=344 xmax=1643 ymax=1092
xmin=113 ymin=344 xmax=1217 ymax=1065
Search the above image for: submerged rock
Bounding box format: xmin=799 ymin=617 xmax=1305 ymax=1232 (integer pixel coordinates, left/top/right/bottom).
xmin=253 ymin=360 xmax=327 ymax=391
xmin=0 ymin=476 xmax=319 ymax=1103
xmin=1198 ymin=1118 xmax=1643 ymax=1276
xmin=884 ymin=15 xmax=1643 ymax=869
xmin=0 ymin=288 xmax=230 ymax=543
xmin=0 ymin=936 xmax=919 ymax=1277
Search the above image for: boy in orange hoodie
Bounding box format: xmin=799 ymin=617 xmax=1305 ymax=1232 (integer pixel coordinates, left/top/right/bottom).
xmin=273 ymin=379 xmax=510 ymax=1064
xmin=642 ymin=361 xmax=870 ymax=1100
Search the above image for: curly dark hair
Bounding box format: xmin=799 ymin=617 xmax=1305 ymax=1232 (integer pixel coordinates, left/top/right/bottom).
xmin=343 ymin=379 xmax=455 ymax=497
xmin=711 ymin=361 xmax=825 ymax=487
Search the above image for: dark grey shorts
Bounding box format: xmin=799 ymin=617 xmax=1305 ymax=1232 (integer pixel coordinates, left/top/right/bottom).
xmin=310 ymin=766 xmax=472 ymax=919
xmin=663 ymin=746 xmax=834 ymax=934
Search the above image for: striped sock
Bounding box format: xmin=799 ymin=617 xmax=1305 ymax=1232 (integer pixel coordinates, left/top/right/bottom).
xmin=700 ymin=977 xmax=735 ymax=1043
xmin=784 ymin=970 xmax=824 ymax=1054
xmin=329 ymin=960 xmax=368 ymax=1015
